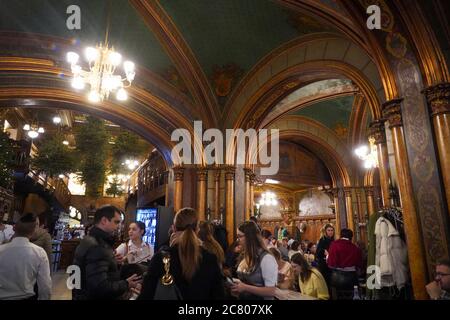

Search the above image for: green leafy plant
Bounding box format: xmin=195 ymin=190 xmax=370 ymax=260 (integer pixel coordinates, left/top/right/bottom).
xmin=0 ymin=129 xmax=14 ymax=189
xmin=75 ymin=116 xmax=109 ymax=198
xmin=31 ymin=133 xmax=76 ymax=178
xmin=105 ymin=177 xmax=124 ymax=198
xmin=110 ymin=131 xmax=147 ymax=174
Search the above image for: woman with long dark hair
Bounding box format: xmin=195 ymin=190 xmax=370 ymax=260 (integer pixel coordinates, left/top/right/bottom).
xmin=116 ymin=221 xmax=153 ymax=265
xmin=230 ymin=221 xmax=278 ymax=300
xmin=138 ymin=208 xmax=224 ymax=300
xmin=291 ymin=253 xmax=329 ymax=300
xmin=198 ymin=221 xmax=225 ymax=267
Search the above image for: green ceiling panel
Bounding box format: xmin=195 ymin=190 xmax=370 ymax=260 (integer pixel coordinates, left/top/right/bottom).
xmin=0 ymin=0 xmax=173 ymax=74
xmin=160 ymin=0 xmax=330 ymax=105
xmin=291 ymin=95 xmax=355 ymax=133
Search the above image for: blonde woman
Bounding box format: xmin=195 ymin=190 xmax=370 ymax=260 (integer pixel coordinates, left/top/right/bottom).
xmin=138 ymin=208 xmax=224 ymax=300
xmin=269 ymin=247 xmax=294 ymax=290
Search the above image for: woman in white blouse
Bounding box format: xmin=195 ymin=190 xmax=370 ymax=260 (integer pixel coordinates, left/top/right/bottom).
xmin=116 ymin=221 xmax=153 ymax=264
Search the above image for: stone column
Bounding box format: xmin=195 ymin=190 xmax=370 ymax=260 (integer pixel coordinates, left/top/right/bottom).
xmin=382 ymin=98 xmax=428 ymax=300
xmin=424 ymin=83 xmax=450 ymax=217
xmin=343 ymin=187 xmax=355 ymax=233
xmin=244 ymin=168 xmax=252 ymax=222
xmin=214 ymin=168 xmax=221 ymax=220
xmin=364 ymin=186 xmax=376 ymax=216
xmin=225 ymin=166 xmax=236 ymax=245
xmin=173 ymin=166 xmax=185 ymax=213
xmin=368 ymin=120 xmax=391 ymax=206
xmin=331 ymin=188 xmax=341 ymax=236
xmin=196 ymin=166 xmax=208 ymax=221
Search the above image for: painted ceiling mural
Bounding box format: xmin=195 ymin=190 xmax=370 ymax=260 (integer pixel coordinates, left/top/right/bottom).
xmin=289 ymin=95 xmax=355 ymax=140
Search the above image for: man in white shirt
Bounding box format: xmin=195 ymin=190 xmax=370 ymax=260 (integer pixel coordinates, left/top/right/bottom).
xmin=0 ymin=221 xmax=14 ymax=244
xmin=0 ymin=213 xmax=52 ymax=300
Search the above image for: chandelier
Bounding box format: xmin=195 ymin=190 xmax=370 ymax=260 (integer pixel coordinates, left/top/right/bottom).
xmin=258 ymin=191 xmax=278 ymax=206
xmin=23 ymin=123 xmax=44 ymax=139
xmin=354 ymin=137 xmax=378 ymax=169
xmin=66 ymin=3 xmax=135 ymax=103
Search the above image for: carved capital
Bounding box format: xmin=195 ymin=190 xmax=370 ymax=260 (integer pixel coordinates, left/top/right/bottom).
xmin=224 ymin=165 xmax=236 ymax=181
xmin=364 ymin=186 xmax=374 ymax=197
xmin=173 ymin=166 xmax=185 ymax=181
xmin=423 ymin=83 xmax=450 ymax=116
xmin=368 ymin=120 xmax=386 ymax=144
xmin=331 ymin=188 xmax=339 ymax=198
xmin=214 ymin=168 xmax=221 ymax=182
xmin=343 ymin=187 xmax=353 ymax=197
xmin=196 ymin=166 xmax=208 ymax=181
xmin=244 ymin=168 xmax=254 ymax=182
xmin=382 ymin=98 xmax=404 ymax=128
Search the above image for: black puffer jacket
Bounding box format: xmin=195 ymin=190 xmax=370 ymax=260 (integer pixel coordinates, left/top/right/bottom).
xmin=72 ymin=227 xmax=128 ymax=300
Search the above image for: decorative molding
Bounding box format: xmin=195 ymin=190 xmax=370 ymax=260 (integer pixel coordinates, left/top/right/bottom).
xmin=224 ymin=166 xmax=236 ymax=181
xmin=129 ymin=0 xmax=218 ymax=128
xmin=343 ymin=187 xmax=353 ymax=197
xmin=196 ymin=167 xmax=208 ymax=181
xmin=423 ymin=83 xmax=450 ymax=116
xmin=364 ymin=186 xmax=374 ymax=197
xmin=382 ymin=98 xmax=404 ymax=128
xmin=173 ymin=166 xmax=185 ymax=181
xmin=368 ymin=119 xmax=387 ymax=144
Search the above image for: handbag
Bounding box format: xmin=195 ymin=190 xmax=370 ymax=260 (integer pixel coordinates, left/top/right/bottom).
xmin=153 ymin=251 xmax=183 ymax=300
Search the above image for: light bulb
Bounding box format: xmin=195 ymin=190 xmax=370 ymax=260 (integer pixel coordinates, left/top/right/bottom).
xmin=125 ymin=160 xmax=131 ymax=165
xmin=38 ymin=127 xmax=45 ymax=133
xmin=67 ymin=52 xmax=79 ymax=65
xmin=23 ymin=124 xmax=30 ymax=131
xmin=85 ymin=47 xmax=99 ymax=62
xmin=355 ymin=145 xmax=368 ymax=158
xmin=63 ymin=140 xmax=69 ymax=146
xmin=59 ymin=174 xmax=65 ymax=179
xmin=108 ymin=51 xmax=122 ymax=66
xmin=28 ymin=130 xmax=39 ymax=139
xmin=53 ymin=116 xmax=62 ymax=124
xmin=116 ymin=88 xmax=128 ymax=101
xmin=88 ymin=91 xmax=100 ymax=103
xmin=71 ymin=64 xmax=82 ymax=75
xmin=72 ymin=77 xmax=85 ymax=90
xmin=124 ymin=61 xmax=135 ymax=73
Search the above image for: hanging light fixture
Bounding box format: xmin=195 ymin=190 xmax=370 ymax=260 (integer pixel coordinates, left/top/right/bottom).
xmin=355 ymin=137 xmax=378 ymax=169
xmin=66 ymin=1 xmax=135 ymax=103
xmin=23 ymin=123 xmax=45 ymax=139
xmin=123 ymin=159 xmax=139 ymax=171
xmin=53 ymin=116 xmax=62 ymax=124
xmin=258 ymin=191 xmax=278 ymax=206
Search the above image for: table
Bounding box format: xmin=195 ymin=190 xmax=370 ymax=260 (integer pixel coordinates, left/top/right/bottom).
xmin=274 ymin=288 xmax=318 ymax=300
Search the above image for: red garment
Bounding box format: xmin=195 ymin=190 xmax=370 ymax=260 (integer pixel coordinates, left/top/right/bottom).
xmin=326 ymin=239 xmax=363 ymax=270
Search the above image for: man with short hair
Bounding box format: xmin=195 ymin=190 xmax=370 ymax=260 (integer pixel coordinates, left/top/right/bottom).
xmin=72 ymin=205 xmax=140 ymax=300
xmin=426 ymin=260 xmax=450 ymax=300
xmin=0 ymin=213 xmax=52 ymax=300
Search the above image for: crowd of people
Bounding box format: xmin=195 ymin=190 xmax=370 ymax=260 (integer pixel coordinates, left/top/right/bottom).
xmin=1 ymin=207 xmax=450 ymax=300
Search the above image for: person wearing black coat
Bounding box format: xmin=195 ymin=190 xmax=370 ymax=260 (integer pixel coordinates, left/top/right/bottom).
xmin=138 ymin=245 xmax=224 ymax=300
xmin=138 ymin=208 xmax=225 ymax=300
xmin=315 ymin=223 xmax=335 ymax=289
xmin=72 ymin=206 xmax=140 ymax=300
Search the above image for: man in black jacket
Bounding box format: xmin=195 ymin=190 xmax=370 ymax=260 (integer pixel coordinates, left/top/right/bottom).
xmin=72 ymin=206 xmax=140 ymax=300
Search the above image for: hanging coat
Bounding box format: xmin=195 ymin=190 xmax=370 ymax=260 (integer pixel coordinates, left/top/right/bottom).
xmin=374 ymin=217 xmax=409 ymax=289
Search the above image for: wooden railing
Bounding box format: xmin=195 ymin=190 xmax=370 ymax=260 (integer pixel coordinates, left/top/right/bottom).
xmin=260 ymin=214 xmax=336 ymax=244
xmin=28 ymin=170 xmax=71 ymax=211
